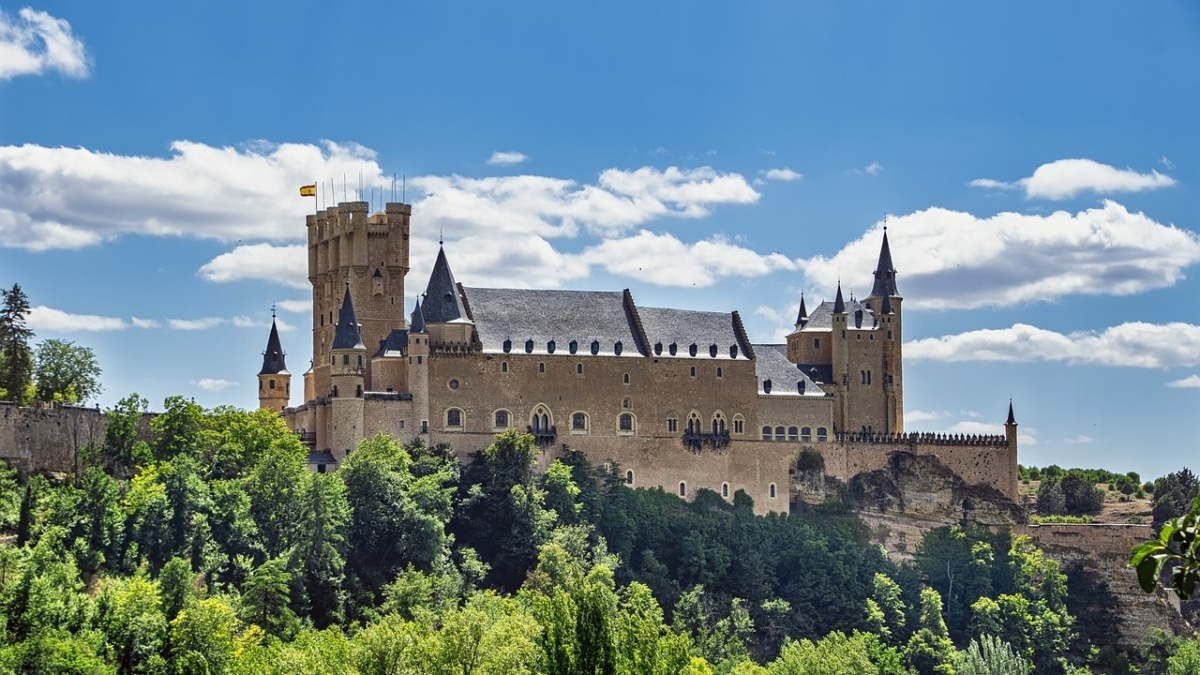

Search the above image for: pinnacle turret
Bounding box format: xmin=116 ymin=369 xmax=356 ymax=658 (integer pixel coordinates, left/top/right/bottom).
xmin=332 ymin=285 xmax=366 ymax=350
xmin=795 ymin=294 xmax=808 ymax=328
xmin=422 ymin=246 xmax=468 ymax=323
xmin=258 ymin=317 xmax=288 ymax=376
xmin=1006 ymin=400 xmax=1017 ymax=426
xmin=833 ymin=282 xmax=846 ymax=314
xmin=410 ymin=297 xmax=427 ymax=334
xmin=870 ymin=229 xmax=899 ymax=298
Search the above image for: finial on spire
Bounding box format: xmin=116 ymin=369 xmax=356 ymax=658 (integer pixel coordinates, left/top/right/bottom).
xmin=271 ymin=302 xmax=276 ymax=319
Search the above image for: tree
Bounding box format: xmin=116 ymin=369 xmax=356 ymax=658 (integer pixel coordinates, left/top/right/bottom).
xmin=1167 ymin=638 xmax=1200 ymax=675
xmin=1132 ymin=495 xmax=1200 ymax=600
xmin=239 ymin=557 xmax=299 ymax=639
xmin=33 ymin=339 xmax=102 ymax=403
xmin=0 ymin=283 xmax=34 ymax=403
xmin=955 ymin=634 xmax=1031 ymax=675
xmin=904 ymin=587 xmax=956 ymax=675
xmin=1152 ymin=469 xmax=1200 ymax=529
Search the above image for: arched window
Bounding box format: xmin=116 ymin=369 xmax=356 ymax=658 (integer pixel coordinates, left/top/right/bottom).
xmin=801 ymin=426 xmax=812 ymax=442
xmin=687 ymin=411 xmax=703 ymax=434
xmin=769 ymin=483 xmax=777 ymax=499
xmin=623 ymin=373 xmax=630 ymax=384
xmin=711 ymin=412 xmax=727 ymax=435
xmin=775 ymin=426 xmax=785 ymax=441
xmin=679 ymin=482 xmax=687 ymax=497
xmin=626 ymin=470 xmax=634 ymax=485
xmin=817 ymin=427 xmax=828 ymax=442
xmin=689 ymin=366 xmax=696 ymax=377
xmin=538 ymin=362 xmax=546 ymax=373
xmin=716 ymin=366 xmax=723 ymax=378
xmin=577 ymin=363 xmax=583 ymax=374
xmin=733 ymin=415 xmax=745 ymax=435
xmin=571 ymin=412 xmax=588 ymax=434
xmin=493 ymin=410 xmax=511 ymax=430
xmin=762 ymin=426 xmax=772 ymax=440
xmin=788 ymin=426 xmax=799 ymax=442
xmin=445 ymin=408 xmax=464 ymax=429
xmin=501 ymin=361 xmax=509 ymax=373
xmin=722 ymin=482 xmax=730 ymax=498
xmin=667 ymin=416 xmax=679 ymax=432
xmin=531 ymin=406 xmax=552 ymax=434
xmin=618 ymin=413 xmax=635 ymax=434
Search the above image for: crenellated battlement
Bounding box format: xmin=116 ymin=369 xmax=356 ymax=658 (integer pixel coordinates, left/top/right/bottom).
xmin=835 ymin=430 xmax=1009 ymax=447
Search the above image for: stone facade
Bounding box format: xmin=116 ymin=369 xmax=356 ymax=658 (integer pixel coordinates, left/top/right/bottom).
xmin=273 ymin=201 xmax=1021 ymax=515
xmin=0 ymin=401 xmax=106 ymax=477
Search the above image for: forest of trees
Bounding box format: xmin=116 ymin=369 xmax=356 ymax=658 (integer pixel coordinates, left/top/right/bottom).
xmin=0 ymin=395 xmax=1198 ymax=674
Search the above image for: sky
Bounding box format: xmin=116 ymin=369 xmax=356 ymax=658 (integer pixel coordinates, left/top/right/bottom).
xmin=1 ymin=2 xmax=1198 ymax=481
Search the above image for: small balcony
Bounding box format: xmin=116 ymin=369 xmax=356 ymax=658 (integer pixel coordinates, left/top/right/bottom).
xmin=682 ymin=429 xmax=730 ymax=451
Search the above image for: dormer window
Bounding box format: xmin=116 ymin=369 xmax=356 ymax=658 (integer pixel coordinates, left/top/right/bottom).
xmin=503 ymin=338 xmax=512 ymax=353
xmin=547 ymin=340 xmax=556 ymax=354
xmin=525 ymin=339 xmax=534 ymax=354
xmin=709 ymin=344 xmax=718 ymax=358
xmin=569 ymin=340 xmax=578 ymax=354
xmin=614 ymin=341 xmax=623 ymax=355
xmin=591 ymin=340 xmax=600 ymax=355
xmin=654 ymin=342 xmax=662 ymax=355
xmin=689 ymin=343 xmax=698 ymax=357
xmin=669 ymin=342 xmax=678 ymax=356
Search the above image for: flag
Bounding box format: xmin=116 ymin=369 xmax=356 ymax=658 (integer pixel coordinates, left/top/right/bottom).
xmin=300 ymin=184 xmax=317 ymax=197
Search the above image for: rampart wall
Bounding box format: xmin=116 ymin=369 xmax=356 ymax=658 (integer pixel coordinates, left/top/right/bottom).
xmin=0 ymin=402 xmax=107 ymax=476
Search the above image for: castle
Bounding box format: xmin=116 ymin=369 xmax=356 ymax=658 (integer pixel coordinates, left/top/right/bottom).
xmin=259 ymin=200 xmax=1019 ymax=514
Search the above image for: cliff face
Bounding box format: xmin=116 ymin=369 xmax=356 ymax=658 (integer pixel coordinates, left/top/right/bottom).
xmin=792 ymin=449 xmax=1194 ymax=646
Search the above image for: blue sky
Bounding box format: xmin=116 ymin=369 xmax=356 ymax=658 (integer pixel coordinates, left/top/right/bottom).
xmin=1 ymin=2 xmax=1198 ymax=480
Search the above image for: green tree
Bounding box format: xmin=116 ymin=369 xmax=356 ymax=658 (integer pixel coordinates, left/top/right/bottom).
xmin=0 ymin=283 xmax=34 ymax=403
xmin=102 ymin=394 xmax=152 ymax=471
xmin=243 ymin=437 xmax=308 ymax=558
xmin=768 ymin=632 xmax=876 ymax=675
xmin=239 ymin=556 xmax=299 ymax=639
xmin=1132 ymin=495 xmax=1200 ymax=600
xmin=904 ymin=588 xmax=956 ymax=675
xmin=1167 ymin=638 xmax=1200 ymax=675
xmin=1151 ymin=468 xmax=1199 ymax=529
xmin=954 ymin=634 xmax=1030 ymax=675
xmin=168 ymin=596 xmax=258 ymax=675
xmin=33 ymin=338 xmax=102 ymax=403
xmin=0 ymin=460 xmax=20 ymax=530
xmin=0 ymin=629 xmax=115 ymax=675
xmin=293 ymin=471 xmax=350 ymax=628
xmin=95 ymin=575 xmax=169 ymax=674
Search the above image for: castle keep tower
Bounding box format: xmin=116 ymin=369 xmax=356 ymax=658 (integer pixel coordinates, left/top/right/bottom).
xmin=864 ymin=229 xmax=903 ymax=433
xmin=308 ymin=201 xmax=411 ymax=398
xmin=257 ymin=315 xmax=290 ymax=411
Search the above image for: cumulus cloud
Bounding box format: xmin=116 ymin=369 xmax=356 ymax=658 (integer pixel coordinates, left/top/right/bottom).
xmin=275 ymin=299 xmax=311 ymax=314
xmin=198 ymin=244 xmax=308 ymax=289
xmin=799 ymin=201 xmax=1200 ymax=310
xmin=192 ymin=378 xmax=236 ymax=392
xmin=906 ymin=322 xmax=1200 ymax=369
xmin=1064 ymin=435 xmax=1093 ymax=444
xmin=486 ymin=151 xmax=529 ymax=166
xmin=166 ymin=315 xmax=293 ymax=331
xmin=130 ymin=317 xmax=160 ymax=329
xmin=0 ymin=7 xmax=89 ymax=80
xmin=761 ymin=167 xmax=803 ymax=182
xmin=583 ymin=231 xmax=797 ymax=288
xmin=1167 ymin=374 xmax=1200 ymax=389
xmin=168 ymin=317 xmax=224 ymax=331
xmin=970 ymin=159 xmax=1177 ymax=200
xmin=27 ymin=306 xmax=126 ymax=331
xmin=0 ymin=140 xmax=384 ymax=250
xmin=864 ymin=162 xmax=883 ymax=175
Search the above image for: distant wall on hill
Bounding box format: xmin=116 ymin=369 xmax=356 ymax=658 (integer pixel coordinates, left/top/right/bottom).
xmin=0 ymin=401 xmax=106 ymax=476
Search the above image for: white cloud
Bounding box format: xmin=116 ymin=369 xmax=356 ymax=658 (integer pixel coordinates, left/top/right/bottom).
xmin=0 ymin=7 xmax=89 ymax=80
xmin=906 ymin=322 xmax=1200 ymax=369
xmin=275 ymin=299 xmax=311 ymax=314
xmin=583 ymin=231 xmax=797 ymax=288
xmin=192 ymin=378 xmax=236 ymax=392
xmin=1064 ymin=435 xmax=1093 ymax=444
xmin=905 ymin=409 xmax=945 ymax=424
xmin=198 ymin=244 xmax=308 ymax=288
xmin=0 ymin=140 xmax=385 ymax=251
xmin=799 ymin=201 xmax=1200 ymax=310
xmin=130 ymin=317 xmax=160 ymax=329
xmin=970 ymin=159 xmax=1177 ymax=200
xmin=761 ymin=168 xmax=803 ymax=182
xmin=864 ymin=162 xmax=883 ymax=175
xmin=1167 ymin=374 xmax=1200 ymax=389
xmin=27 ymin=306 xmax=125 ymax=331
xmin=486 ymin=151 xmax=529 ymax=166
xmin=168 ymin=317 xmax=225 ymax=331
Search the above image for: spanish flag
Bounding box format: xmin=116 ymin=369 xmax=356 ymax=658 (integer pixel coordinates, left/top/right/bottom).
xmin=299 ymin=184 xmax=317 ymax=197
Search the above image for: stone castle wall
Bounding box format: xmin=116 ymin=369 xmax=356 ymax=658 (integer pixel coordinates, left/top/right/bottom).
xmin=0 ymin=402 xmax=107 ymax=476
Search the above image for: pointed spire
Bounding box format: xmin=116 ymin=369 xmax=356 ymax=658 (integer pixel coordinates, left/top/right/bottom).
xmin=410 ymin=297 xmax=427 ymax=333
xmin=332 ymin=285 xmax=366 ymax=350
xmin=833 ymin=282 xmax=846 ymax=314
xmin=1006 ymin=399 xmax=1017 ymax=426
xmin=258 ymin=317 xmax=288 ymax=375
xmin=870 ymin=229 xmax=899 ymax=298
xmin=881 ymin=291 xmax=893 ymax=315
xmin=422 ymin=245 xmax=468 ymax=323
xmin=795 ymin=294 xmax=808 ymax=327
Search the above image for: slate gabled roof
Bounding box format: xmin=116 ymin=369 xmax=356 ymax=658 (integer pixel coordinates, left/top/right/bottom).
xmin=797 ymin=298 xmax=878 ymax=331
xmin=258 ymin=318 xmax=288 ymax=375
xmin=332 ymin=286 xmax=366 ymax=350
xmin=638 ymin=306 xmax=749 ymax=359
xmin=754 ymin=345 xmax=826 ymax=396
xmin=422 ymin=247 xmax=469 ymax=323
xmin=373 ymin=329 xmax=409 ymax=358
xmin=461 ymin=287 xmax=638 ymax=355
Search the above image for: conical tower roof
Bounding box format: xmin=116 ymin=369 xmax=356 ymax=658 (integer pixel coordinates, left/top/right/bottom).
xmin=794 ymin=294 xmax=808 ymax=327
xmin=422 ymin=246 xmax=468 ymax=323
xmin=870 ymin=229 xmax=899 ymax=298
xmin=833 ymin=282 xmax=846 ymax=314
xmin=1006 ymin=400 xmax=1017 ymax=426
xmin=258 ymin=317 xmax=288 ymax=375
xmin=410 ymin=298 xmax=427 ymax=333
xmin=332 ymin=286 xmax=366 ymax=350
